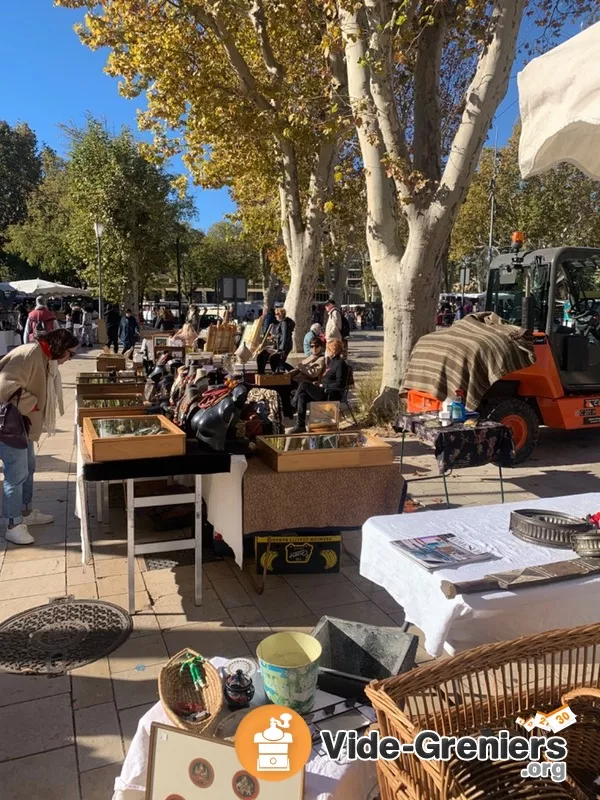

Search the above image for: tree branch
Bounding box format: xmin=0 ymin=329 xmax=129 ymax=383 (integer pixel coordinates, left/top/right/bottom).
xmin=437 ymin=0 xmax=525 ymax=220
xmin=413 ymin=10 xmax=446 ymax=183
xmin=248 ymin=0 xmax=284 ymax=85
xmin=363 ymin=0 xmax=412 ymax=200
xmin=339 ymin=2 xmax=404 ymax=255
xmin=183 ymin=2 xmax=273 ymax=115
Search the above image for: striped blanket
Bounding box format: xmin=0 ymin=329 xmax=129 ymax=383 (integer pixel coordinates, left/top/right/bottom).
xmin=402 ymin=312 xmax=536 ymax=410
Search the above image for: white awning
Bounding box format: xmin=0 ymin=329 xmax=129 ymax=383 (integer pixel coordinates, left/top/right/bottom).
xmin=8 ymin=279 xmax=90 ymax=298
xmin=518 ymin=21 xmax=600 ymax=180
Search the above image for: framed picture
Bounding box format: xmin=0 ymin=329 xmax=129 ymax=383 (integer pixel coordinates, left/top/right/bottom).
xmin=153 ymin=335 xmax=170 ymax=348
xmin=146 ymin=723 xmax=304 ymax=800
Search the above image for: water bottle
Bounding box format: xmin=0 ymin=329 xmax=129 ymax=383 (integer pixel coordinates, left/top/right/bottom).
xmin=450 ymin=390 xmax=466 ymax=423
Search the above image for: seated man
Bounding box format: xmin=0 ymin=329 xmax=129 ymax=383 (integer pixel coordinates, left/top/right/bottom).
xmin=289 ymin=337 xmax=326 ymax=383
xmin=291 ymin=340 xmax=349 ymax=433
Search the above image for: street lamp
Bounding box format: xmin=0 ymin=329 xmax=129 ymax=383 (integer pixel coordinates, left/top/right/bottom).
xmin=93 ymin=221 xmax=105 ymax=319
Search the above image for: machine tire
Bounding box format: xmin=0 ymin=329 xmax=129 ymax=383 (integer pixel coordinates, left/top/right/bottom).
xmin=485 ymin=398 xmax=539 ymax=464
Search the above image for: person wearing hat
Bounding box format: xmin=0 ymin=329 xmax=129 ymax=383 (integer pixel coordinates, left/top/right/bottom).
xmin=303 ymin=322 xmax=323 ymax=356
xmin=23 ymin=296 xmax=57 ymax=343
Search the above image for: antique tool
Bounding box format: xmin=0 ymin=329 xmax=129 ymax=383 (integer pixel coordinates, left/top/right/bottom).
xmin=440 ymin=557 xmax=600 ymax=599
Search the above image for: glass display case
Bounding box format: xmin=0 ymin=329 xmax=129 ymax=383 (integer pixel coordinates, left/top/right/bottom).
xmin=306 ymin=401 xmax=340 ymax=433
xmin=76 ymin=373 xmax=146 ymax=398
xmin=256 ymin=432 xmax=393 ymax=472
xmin=83 ymin=414 xmax=186 ymax=462
xmin=77 ymin=395 xmax=146 ymax=426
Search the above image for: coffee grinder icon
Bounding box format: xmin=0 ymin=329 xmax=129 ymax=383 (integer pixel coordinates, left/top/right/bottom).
xmin=253 ymin=713 xmax=293 ymax=772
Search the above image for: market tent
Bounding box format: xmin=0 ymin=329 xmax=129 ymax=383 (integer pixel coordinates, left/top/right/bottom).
xmin=8 ymin=279 xmax=90 ymax=297
xmin=0 ymin=283 xmax=17 ymax=293
xmin=518 ymin=21 xmax=600 ymax=180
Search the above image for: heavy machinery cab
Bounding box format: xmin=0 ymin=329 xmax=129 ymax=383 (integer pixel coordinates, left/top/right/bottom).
xmin=486 ymin=246 xmax=600 ymax=392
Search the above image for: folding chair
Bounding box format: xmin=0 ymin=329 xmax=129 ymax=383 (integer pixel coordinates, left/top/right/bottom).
xmin=339 ymin=364 xmax=359 ymax=427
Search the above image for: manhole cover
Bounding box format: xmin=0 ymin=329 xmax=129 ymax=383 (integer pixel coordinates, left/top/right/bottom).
xmin=0 ymin=598 xmax=133 ymax=675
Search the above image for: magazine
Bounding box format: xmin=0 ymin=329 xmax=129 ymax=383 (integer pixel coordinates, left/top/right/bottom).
xmin=391 ymin=533 xmax=494 ymax=572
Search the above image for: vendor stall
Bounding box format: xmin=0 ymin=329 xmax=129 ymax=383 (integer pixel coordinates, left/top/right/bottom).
xmin=361 ymin=492 xmax=600 ymax=657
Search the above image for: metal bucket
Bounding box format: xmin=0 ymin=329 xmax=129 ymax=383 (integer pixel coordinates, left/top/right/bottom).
xmin=256 ymin=632 xmax=322 ymax=714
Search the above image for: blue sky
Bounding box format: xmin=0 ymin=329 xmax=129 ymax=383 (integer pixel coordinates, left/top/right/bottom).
xmin=1 ymin=2 xmax=584 ymax=228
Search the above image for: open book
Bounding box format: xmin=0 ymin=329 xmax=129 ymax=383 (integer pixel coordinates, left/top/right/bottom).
xmin=391 ymin=533 xmax=493 ymax=572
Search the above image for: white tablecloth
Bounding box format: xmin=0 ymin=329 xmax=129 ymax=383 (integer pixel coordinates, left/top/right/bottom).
xmin=361 ymin=493 xmax=600 ymax=657
xmin=113 ymin=657 xmax=378 ymax=800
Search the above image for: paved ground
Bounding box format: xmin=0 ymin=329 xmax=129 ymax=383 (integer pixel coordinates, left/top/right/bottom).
xmin=1 ymin=334 xmax=599 ymax=799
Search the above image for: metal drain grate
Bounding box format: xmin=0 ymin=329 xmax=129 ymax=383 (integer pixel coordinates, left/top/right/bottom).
xmin=0 ymin=597 xmax=132 ymax=675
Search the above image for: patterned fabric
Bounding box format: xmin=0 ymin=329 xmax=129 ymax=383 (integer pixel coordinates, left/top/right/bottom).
xmin=401 ymin=312 xmax=535 ymax=410
xmin=395 ymin=414 xmax=515 ymax=472
xmin=246 ymin=387 xmax=284 ymax=434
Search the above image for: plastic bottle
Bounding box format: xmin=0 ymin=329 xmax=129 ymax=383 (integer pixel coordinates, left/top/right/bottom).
xmin=450 ymin=390 xmax=466 ymax=423
xmin=440 ymin=397 xmax=453 ymax=427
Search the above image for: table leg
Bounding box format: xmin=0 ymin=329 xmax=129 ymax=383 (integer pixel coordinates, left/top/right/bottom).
xmin=126 ymin=479 xmax=135 ymax=615
xmin=442 ymin=473 xmax=450 ymax=507
xmin=96 ymin=482 xmax=103 ymax=523
xmin=194 ymin=475 xmax=203 ymax=607
xmin=103 ymin=481 xmax=109 ymax=519
xmin=499 ymin=465 xmax=505 ymax=504
xmin=400 ymin=431 xmax=406 ymax=472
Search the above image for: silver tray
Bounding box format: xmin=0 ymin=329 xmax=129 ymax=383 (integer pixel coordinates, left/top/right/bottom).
xmin=510 ymin=509 xmax=593 ymax=548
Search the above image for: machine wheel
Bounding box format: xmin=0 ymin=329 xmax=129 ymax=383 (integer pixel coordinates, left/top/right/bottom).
xmin=485 ymin=398 xmax=539 ymax=464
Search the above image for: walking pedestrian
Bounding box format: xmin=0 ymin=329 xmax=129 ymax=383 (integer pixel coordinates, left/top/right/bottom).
xmin=119 ymin=309 xmax=140 ymax=352
xmin=80 ymin=305 xmax=94 ymax=347
xmin=104 ymin=304 xmax=122 ymax=353
xmin=23 ymin=296 xmax=57 ymax=343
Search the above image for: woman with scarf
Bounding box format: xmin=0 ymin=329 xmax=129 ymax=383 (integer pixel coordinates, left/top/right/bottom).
xmin=0 ymin=328 xmax=78 ymax=545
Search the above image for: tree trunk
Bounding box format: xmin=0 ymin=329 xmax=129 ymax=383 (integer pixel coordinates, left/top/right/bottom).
xmin=284 ymin=246 xmax=320 ymax=351
xmin=371 ymin=217 xmax=445 ymax=412
xmin=260 ymin=246 xmax=281 ymax=314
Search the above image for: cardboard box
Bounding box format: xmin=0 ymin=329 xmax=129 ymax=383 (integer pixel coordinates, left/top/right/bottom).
xmin=255 ymin=534 xmax=341 ymax=575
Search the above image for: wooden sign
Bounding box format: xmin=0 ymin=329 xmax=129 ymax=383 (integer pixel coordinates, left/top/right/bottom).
xmin=255 ymin=534 xmax=341 ymax=575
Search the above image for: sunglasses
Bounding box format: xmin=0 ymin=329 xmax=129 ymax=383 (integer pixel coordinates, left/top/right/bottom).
xmin=66 ymin=349 xmax=77 ymax=359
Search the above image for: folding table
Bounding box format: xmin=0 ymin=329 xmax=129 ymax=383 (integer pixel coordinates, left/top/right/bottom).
xmin=76 ymin=433 xmax=231 ymax=614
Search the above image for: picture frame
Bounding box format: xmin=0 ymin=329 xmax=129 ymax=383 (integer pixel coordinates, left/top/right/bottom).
xmin=146 ymin=723 xmax=304 ymax=800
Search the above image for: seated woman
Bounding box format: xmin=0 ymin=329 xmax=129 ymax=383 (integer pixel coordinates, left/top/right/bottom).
xmin=291 ymin=340 xmax=349 ymax=432
xmin=303 ymin=323 xmax=322 ymax=355
xmin=289 ymin=337 xmax=326 ymax=383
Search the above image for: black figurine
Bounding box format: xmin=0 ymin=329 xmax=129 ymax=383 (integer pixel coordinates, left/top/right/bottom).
xmin=224 ymin=668 xmax=255 ymax=710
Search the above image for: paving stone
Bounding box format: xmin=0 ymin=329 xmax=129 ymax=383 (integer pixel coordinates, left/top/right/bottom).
xmin=3 ymin=542 xmax=66 ymax=563
xmin=108 ymin=633 xmax=169 ymax=675
xmin=0 ymin=694 xmax=74 ymax=761
xmin=119 ymin=702 xmax=155 ymax=752
xmin=0 ymin=746 xmax=80 ymax=800
xmin=293 ymin=582 xmax=369 ymax=612
xmin=75 ymin=701 xmax=124 ymax=772
xmin=163 ymin=626 xmax=251 ymax=660
xmin=322 ymin=600 xmax=396 ymax=627
xmin=0 ymin=593 xmax=57 ymax=623
xmin=0 ymin=556 xmax=65 ymax=582
xmin=0 ymin=572 xmax=65 ymax=601
xmin=211 ymin=578 xmax=252 ymax=609
xmin=269 ymin=614 xmax=320 ymax=634
xmin=67 ymin=565 xmax=96 ymax=586
xmin=71 ymin=657 xmax=114 ymax=710
xmin=112 ymin=662 xmax=165 ymax=710
xmin=101 ymin=590 xmax=151 ymax=612
xmin=370 ymin=588 xmax=405 ymax=615
xmin=68 ymin=582 xmax=99 ymax=600
xmin=152 ymin=588 xmax=229 ymax=630
xmin=252 ymin=586 xmax=313 ymax=623
xmin=228 ymin=605 xmax=272 ymax=644
xmin=80 ymin=762 xmax=123 ymax=800
xmin=0 ymin=671 xmax=70 ymax=708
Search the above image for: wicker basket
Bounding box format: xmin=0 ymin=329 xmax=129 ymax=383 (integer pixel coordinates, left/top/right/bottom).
xmin=159 ymin=649 xmax=223 ymax=733
xmin=366 ymin=623 xmax=600 ymax=800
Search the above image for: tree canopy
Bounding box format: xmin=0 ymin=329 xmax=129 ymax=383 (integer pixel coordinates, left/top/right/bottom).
xmin=0 ymin=121 xmax=41 ymax=239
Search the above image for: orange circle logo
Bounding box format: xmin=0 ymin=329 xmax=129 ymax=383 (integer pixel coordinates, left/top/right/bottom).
xmin=234 ymin=705 xmax=312 ymax=782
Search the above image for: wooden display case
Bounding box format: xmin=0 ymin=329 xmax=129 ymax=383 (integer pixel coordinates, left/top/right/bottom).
xmin=255 ymin=373 xmax=292 ymax=387
xmin=256 ymin=431 xmax=393 ymax=472
xmin=96 ymin=355 xmax=126 ymax=371
xmin=83 ymin=414 xmax=185 ymax=462
xmin=76 ymin=375 xmax=146 ymax=398
xmin=77 ymin=396 xmax=146 ymax=426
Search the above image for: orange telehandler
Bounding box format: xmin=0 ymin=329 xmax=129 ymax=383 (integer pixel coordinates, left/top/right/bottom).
xmin=407 ymin=241 xmax=600 ymax=462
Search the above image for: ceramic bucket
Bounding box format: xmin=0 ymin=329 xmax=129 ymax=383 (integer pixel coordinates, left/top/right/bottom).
xmin=257 ymin=631 xmax=322 ymax=713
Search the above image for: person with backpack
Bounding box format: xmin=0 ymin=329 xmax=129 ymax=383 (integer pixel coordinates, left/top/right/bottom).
xmin=23 ymin=296 xmax=57 ymax=343
xmin=325 ymin=298 xmax=350 ymax=355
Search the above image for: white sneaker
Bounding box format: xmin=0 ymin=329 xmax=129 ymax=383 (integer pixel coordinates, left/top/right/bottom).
xmin=22 ymin=509 xmax=55 ymax=526
xmin=5 ymin=524 xmax=35 ymax=545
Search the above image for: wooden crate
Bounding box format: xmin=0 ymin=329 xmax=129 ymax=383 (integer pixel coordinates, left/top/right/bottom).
xmin=256 ymin=432 xmax=393 ymax=472
xmin=255 ymin=373 xmax=292 ymax=387
xmin=77 ymin=381 xmax=147 ymax=399
xmin=83 ymin=414 xmax=185 ymax=462
xmin=77 ymin=399 xmax=146 ymax=426
xmin=96 ymin=355 xmax=126 ymax=371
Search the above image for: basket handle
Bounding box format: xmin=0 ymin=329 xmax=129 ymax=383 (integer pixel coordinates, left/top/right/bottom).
xmin=562 ymin=687 xmax=600 ymax=704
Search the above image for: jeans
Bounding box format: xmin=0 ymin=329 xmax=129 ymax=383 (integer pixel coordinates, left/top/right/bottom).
xmin=294 ymin=381 xmax=327 ymax=426
xmin=0 ymin=440 xmax=35 ymax=525
xmin=106 ymin=329 xmax=119 ymax=353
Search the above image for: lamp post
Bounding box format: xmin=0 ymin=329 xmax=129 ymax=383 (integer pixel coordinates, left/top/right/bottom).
xmin=93 ymin=221 xmax=105 ymax=319
xmin=176 ymin=233 xmax=182 ymax=323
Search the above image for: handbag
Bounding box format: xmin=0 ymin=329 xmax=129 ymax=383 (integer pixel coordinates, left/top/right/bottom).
xmin=0 ymin=389 xmax=29 ymax=449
